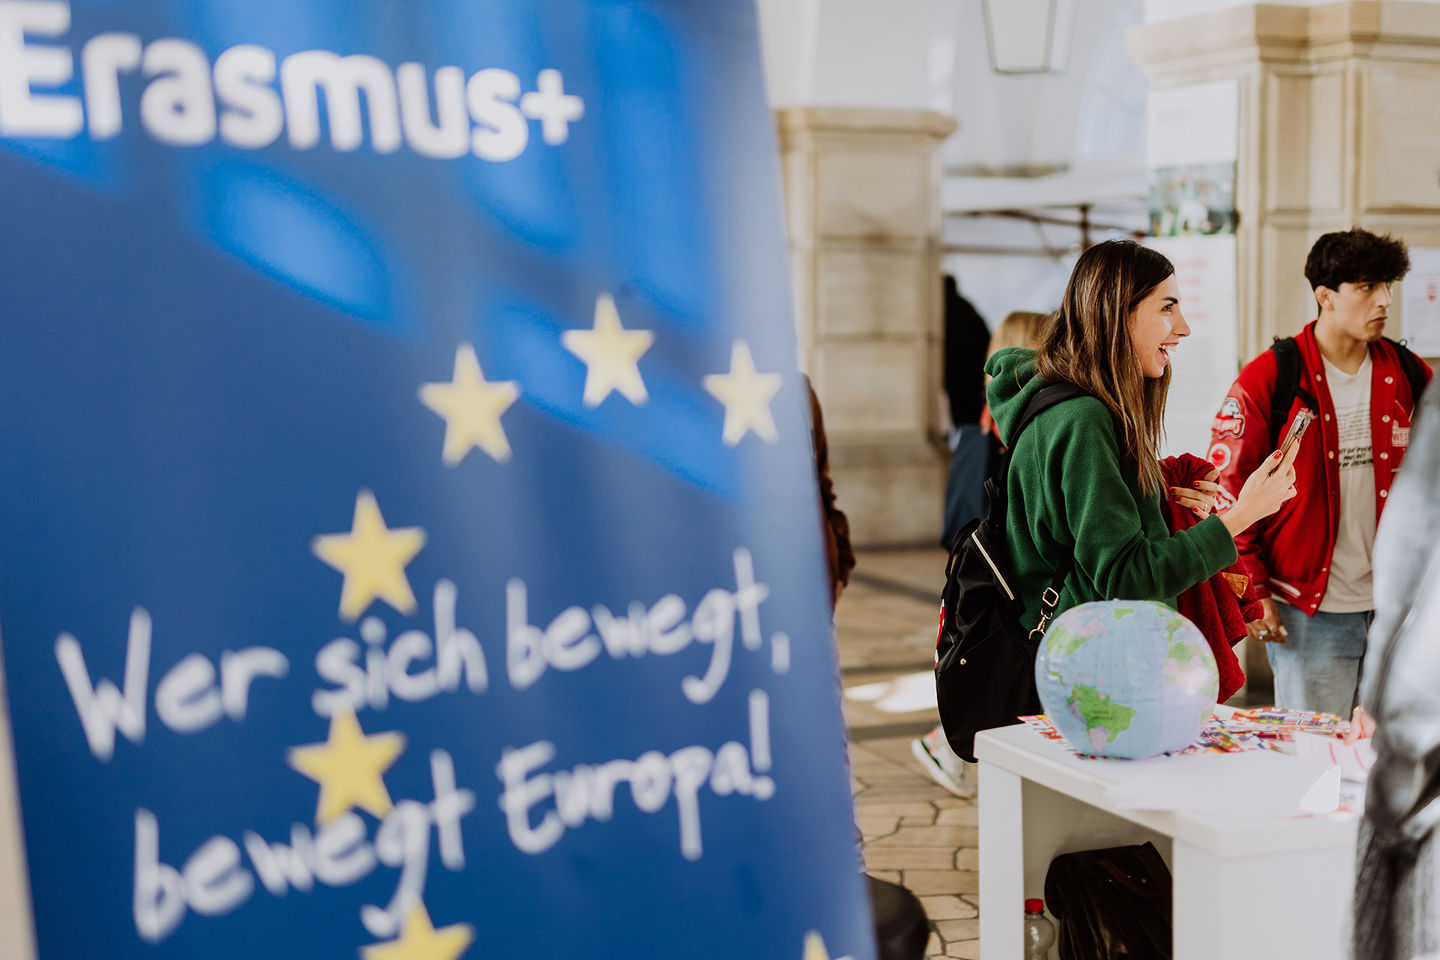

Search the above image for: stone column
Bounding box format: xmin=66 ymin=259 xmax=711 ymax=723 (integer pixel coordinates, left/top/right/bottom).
xmin=777 ymin=107 xmax=958 ymax=546
xmin=1128 ymin=1 xmax=1440 ymax=693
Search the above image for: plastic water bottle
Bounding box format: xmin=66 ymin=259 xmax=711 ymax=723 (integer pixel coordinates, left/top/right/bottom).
xmin=1023 ymin=898 xmax=1056 ymax=959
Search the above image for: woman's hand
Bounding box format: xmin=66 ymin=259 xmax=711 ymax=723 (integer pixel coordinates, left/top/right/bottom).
xmin=1168 ymin=468 xmax=1220 ymax=520
xmin=1221 ymin=442 xmax=1300 ymax=539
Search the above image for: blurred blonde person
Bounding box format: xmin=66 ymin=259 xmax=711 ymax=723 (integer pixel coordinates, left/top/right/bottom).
xmin=915 ymin=310 xmax=1048 ymax=797
xmin=992 ymin=310 xmax=1048 ymax=354
xmin=979 ymin=312 xmax=1048 ymax=436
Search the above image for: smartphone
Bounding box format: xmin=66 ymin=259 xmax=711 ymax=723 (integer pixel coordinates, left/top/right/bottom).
xmin=1270 ymin=409 xmax=1315 ymax=473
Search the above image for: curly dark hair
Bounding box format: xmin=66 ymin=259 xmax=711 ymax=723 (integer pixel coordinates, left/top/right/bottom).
xmin=1304 ymin=228 xmax=1410 ymax=291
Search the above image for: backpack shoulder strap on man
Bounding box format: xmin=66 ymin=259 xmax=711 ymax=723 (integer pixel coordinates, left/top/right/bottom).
xmin=1268 ymin=337 xmax=1319 ymax=447
xmin=1384 ymin=336 xmax=1429 ymax=411
xmin=1272 ymin=336 xmax=1427 ymax=441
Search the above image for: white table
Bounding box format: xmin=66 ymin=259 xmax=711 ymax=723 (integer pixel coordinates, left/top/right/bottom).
xmin=974 ymin=723 xmax=1359 ymax=960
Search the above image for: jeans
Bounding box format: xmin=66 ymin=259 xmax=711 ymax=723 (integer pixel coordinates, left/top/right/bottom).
xmin=941 ymin=424 xmax=991 ymax=546
xmin=1266 ymin=604 xmax=1372 ymax=716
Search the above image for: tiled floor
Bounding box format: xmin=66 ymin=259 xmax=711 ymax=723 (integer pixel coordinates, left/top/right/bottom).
xmin=835 ymin=547 xmax=984 ymax=960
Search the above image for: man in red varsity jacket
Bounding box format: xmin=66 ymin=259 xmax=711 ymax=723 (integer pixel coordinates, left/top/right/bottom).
xmin=1210 ymin=228 xmax=1432 ymax=717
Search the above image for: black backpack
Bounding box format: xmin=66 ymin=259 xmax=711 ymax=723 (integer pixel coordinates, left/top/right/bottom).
xmin=934 ymin=382 xmax=1084 ymax=763
xmin=1268 ymin=336 xmax=1428 ymax=444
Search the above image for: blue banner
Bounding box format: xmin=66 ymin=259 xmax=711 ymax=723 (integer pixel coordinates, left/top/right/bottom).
xmin=0 ymin=2 xmax=873 ymax=958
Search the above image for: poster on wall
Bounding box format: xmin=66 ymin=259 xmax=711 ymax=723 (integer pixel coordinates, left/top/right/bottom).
xmin=1400 ymin=247 xmax=1440 ymax=358
xmin=1147 ymin=81 xmax=1238 ymax=237
xmin=0 ymin=2 xmax=873 ymax=959
xmin=1147 ymin=235 xmax=1241 ymax=462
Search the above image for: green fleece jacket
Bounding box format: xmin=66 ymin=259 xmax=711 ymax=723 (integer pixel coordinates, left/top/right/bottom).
xmin=985 ymin=348 xmax=1238 ymax=631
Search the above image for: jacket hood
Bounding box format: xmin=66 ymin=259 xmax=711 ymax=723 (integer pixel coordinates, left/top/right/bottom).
xmin=985 ymin=347 xmax=1052 ymax=447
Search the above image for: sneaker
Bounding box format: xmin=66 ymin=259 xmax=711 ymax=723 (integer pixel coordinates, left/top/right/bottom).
xmin=911 ymin=725 xmax=976 ymax=799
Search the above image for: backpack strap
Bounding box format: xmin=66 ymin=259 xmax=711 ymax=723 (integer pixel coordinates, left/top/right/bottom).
xmin=1268 ymin=337 xmax=1299 ymax=446
xmin=991 ymin=382 xmax=1087 ymax=512
xmin=988 ymin=382 xmax=1085 ymax=621
xmin=1267 ymin=335 xmax=1427 ymax=446
xmin=1029 ymin=565 xmax=1070 ymax=640
xmin=1384 ymin=336 xmax=1429 ymax=411
xmin=1008 ymin=382 xmax=1088 ymax=448
xmin=1267 ymin=337 xmax=1319 ymax=447
xmin=946 ymin=385 xmax=1083 ymax=557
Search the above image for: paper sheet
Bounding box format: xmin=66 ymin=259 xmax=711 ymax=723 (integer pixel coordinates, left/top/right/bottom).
xmin=1401 ymin=246 xmax=1440 ymax=357
xmin=1288 ymin=731 xmax=1376 ymax=782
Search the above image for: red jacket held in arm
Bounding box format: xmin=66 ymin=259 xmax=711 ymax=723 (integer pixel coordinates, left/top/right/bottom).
xmin=1161 ymin=454 xmax=1263 ymax=704
xmin=1207 ymin=321 xmax=1432 ymax=613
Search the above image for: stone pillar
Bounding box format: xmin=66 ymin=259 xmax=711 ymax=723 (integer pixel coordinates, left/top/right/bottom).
xmin=1128 ymin=1 xmax=1440 ymax=693
xmin=1129 ymin=1 xmax=1440 ymax=363
xmin=777 ymin=107 xmax=957 ymax=546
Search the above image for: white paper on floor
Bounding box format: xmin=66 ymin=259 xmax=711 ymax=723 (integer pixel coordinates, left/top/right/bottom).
xmin=843 ymin=671 xmax=938 ymax=713
xmin=1103 ymin=750 xmax=1342 ymax=816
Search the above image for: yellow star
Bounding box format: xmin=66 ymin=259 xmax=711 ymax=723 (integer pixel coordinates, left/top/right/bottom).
xmin=418 ymin=344 xmax=520 ymax=465
xmin=702 ymin=340 xmax=783 ymax=445
xmin=287 ymin=707 xmax=405 ymax=824
xmin=561 ymin=293 xmax=655 ymax=407
xmin=803 ymin=931 xmax=853 ymax=960
xmin=361 ymin=904 xmax=474 ymax=960
xmin=311 ymin=490 xmax=426 ymax=622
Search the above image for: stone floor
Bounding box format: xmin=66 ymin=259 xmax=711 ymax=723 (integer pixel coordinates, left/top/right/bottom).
xmin=835 ymin=547 xmax=983 ymax=960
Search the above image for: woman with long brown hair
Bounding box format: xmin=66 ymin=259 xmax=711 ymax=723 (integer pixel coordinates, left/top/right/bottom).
xmin=986 ymin=240 xmax=1298 ymax=631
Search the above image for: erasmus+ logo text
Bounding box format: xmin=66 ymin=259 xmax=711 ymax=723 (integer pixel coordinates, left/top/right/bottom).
xmin=0 ymin=1 xmax=586 ymax=160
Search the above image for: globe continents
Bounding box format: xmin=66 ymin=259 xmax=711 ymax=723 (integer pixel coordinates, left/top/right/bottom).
xmin=1034 ymin=600 xmax=1219 ymax=759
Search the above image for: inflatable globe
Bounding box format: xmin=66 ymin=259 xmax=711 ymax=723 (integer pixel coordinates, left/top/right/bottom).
xmin=1034 ymin=600 xmax=1218 ymax=759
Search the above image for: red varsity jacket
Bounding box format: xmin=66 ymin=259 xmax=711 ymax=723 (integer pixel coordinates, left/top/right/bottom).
xmin=1208 ymin=321 xmax=1432 ymax=613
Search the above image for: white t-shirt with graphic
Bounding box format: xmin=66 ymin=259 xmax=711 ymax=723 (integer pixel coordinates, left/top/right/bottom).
xmin=1319 ymin=353 xmax=1377 ymax=612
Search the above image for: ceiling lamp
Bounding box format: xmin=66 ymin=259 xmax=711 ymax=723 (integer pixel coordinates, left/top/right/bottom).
xmin=980 ymin=0 xmax=1076 ymax=75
